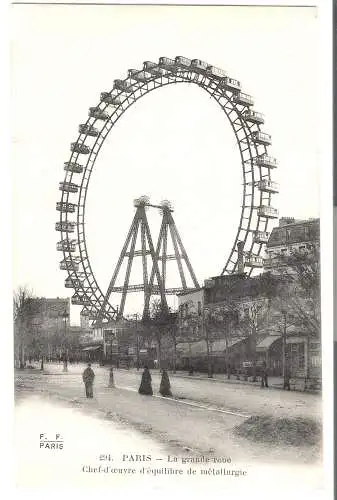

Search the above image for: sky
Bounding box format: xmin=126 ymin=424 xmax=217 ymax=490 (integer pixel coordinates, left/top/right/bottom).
xmin=11 ymin=4 xmax=321 ymax=323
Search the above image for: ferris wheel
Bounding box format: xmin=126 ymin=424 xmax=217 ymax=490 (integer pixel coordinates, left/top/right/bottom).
xmin=56 ymin=56 xmax=279 ymax=322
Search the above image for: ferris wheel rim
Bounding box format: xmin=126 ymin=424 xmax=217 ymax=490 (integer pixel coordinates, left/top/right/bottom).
xmin=57 ymin=57 xmax=278 ymax=320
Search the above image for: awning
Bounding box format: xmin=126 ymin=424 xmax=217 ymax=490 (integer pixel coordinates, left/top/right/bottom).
xmin=262 ymin=324 xmax=301 ymax=336
xmin=176 ymin=337 xmax=245 ymax=357
xmin=176 ymin=340 xmax=206 ymax=356
xmin=256 ymin=335 xmax=281 ymax=351
xmin=212 ymin=337 xmax=245 ymax=352
xmin=82 ymin=345 xmax=102 ymax=351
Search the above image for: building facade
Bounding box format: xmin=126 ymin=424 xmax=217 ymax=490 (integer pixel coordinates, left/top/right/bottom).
xmin=14 ymin=297 xmax=71 ymax=366
xmin=176 ymin=274 xmax=276 ymax=373
xmin=264 ymin=217 xmax=320 ymax=274
xmin=30 ymin=297 xmax=70 ymax=332
xmin=176 ymin=215 xmax=321 ymax=381
xmin=264 ymin=217 xmax=321 ymax=380
xmin=88 ymin=319 xmax=158 ymax=367
xmin=177 ymin=288 xmax=204 ymax=340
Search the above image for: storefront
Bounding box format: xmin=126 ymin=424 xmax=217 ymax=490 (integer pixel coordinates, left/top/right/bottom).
xmin=256 ymin=332 xmax=321 ymax=379
xmin=82 ymin=343 xmax=104 ymax=363
xmin=256 ymin=335 xmax=283 ymax=376
xmin=175 ymin=337 xmax=248 ymax=373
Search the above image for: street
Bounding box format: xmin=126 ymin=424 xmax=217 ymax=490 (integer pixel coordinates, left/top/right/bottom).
xmin=15 ymin=363 xmax=322 ymax=470
xmin=110 ymin=366 xmax=322 ymax=421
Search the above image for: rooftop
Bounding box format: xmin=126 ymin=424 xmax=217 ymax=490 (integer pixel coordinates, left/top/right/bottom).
xmin=176 ymin=287 xmax=203 ymax=297
xmin=267 ymin=218 xmax=319 ymax=248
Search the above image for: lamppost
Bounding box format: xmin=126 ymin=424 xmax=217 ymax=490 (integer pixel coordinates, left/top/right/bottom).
xmin=281 ymin=309 xmax=289 ymax=389
xmin=40 ymin=327 xmax=44 ymax=371
xmin=133 ymin=313 xmax=141 ymax=371
xmin=110 ymin=331 xmax=113 ymax=365
xmin=249 ymin=303 xmax=261 ymax=383
xmin=203 ymin=308 xmax=213 ymax=378
xmin=62 ymin=309 xmax=69 ymax=372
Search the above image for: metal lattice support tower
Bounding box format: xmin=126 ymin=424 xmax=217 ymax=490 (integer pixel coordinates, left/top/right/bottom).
xmin=143 ymin=200 xmax=199 ymax=319
xmin=97 ymin=197 xmax=168 ymax=321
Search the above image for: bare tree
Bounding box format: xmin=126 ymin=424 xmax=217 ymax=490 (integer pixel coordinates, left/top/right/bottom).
xmin=274 ymin=248 xmax=320 ymax=338
xmin=235 ymin=300 xmax=267 ymax=381
xmin=204 ymin=273 xmax=279 ymax=380
xmin=143 ymin=299 xmax=175 ymax=370
xmin=177 ymin=299 xmax=205 ymax=373
xmin=203 ymin=305 xmax=237 ymax=378
xmin=267 ymin=249 xmax=321 ymax=382
xmin=164 ymin=312 xmax=178 ymax=372
xmin=13 ymin=286 xmax=42 ymax=368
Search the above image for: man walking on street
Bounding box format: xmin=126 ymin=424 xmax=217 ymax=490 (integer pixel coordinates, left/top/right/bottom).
xmin=82 ymin=363 xmax=95 ymax=398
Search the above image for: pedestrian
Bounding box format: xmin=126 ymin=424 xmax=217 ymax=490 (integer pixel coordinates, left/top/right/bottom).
xmin=138 ymin=366 xmax=153 ymax=395
xmin=108 ymin=366 xmax=115 ymax=388
xmin=82 ymin=363 xmax=95 ymax=398
xmin=260 ymin=361 xmax=269 ymax=388
xmin=159 ymin=369 xmax=172 ymax=397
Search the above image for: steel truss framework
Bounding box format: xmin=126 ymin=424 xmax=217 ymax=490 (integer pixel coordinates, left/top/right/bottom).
xmin=97 ymin=198 xmax=200 ymax=321
xmin=56 ymin=56 xmax=278 ymax=321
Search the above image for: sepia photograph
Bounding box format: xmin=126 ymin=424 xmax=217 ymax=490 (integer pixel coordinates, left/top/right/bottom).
xmin=9 ymin=1 xmax=332 ymax=497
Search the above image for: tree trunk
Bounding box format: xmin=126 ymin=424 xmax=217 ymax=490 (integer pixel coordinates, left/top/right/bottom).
xmin=19 ymin=341 xmax=25 ymax=369
xmin=172 ymin=327 xmax=177 ymax=373
xmin=157 ymin=337 xmax=162 ymax=371
xmin=282 ymin=313 xmax=289 ymax=390
xmin=172 ymin=341 xmax=177 ymax=373
xmin=136 ymin=336 xmax=140 ymax=371
xmin=40 ymin=355 xmax=44 ymax=371
xmin=63 ymin=355 xmax=68 ymax=372
xmin=206 ymin=333 xmax=213 ymax=378
xmin=225 ymin=321 xmax=230 ymax=379
xmin=306 ymin=335 xmax=310 ymax=379
xmin=304 ymin=335 xmax=310 ymax=390
xmin=252 ymin=327 xmax=257 ymax=382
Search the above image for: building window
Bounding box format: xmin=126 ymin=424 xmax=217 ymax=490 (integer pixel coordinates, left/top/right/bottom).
xmin=198 ymin=301 xmax=202 ymax=316
xmin=310 ymin=356 xmax=321 ymax=367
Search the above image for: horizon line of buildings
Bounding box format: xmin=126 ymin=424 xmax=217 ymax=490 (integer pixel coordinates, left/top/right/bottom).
xmin=83 ymin=216 xmax=321 ymax=380
xmin=16 ymin=216 xmax=321 ymax=380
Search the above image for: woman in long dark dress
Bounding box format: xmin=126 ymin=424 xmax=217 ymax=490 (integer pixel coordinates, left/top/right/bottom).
xmin=159 ymin=369 xmax=172 ymax=397
xmin=138 ymin=366 xmax=153 ymax=395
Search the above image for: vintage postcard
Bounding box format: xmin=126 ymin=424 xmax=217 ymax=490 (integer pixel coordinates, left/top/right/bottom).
xmin=9 ymin=1 xmax=333 ymax=498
